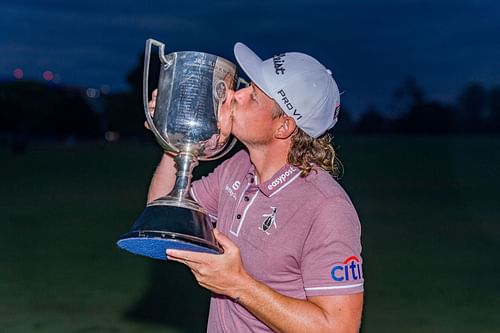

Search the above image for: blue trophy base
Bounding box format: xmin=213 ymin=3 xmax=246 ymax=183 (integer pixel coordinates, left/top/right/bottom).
xmin=116 ymin=204 xmax=222 ymax=261
xmin=117 ymin=236 xmax=219 ymax=261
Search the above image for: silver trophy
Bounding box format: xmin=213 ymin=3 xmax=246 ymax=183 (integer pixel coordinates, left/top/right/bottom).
xmin=117 ymin=39 xmax=240 ymax=260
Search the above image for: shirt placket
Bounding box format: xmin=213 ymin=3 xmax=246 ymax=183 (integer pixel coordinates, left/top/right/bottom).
xmin=229 ymin=176 xmax=259 ymax=237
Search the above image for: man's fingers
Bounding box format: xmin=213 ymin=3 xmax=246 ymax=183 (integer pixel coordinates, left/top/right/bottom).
xmin=147 ymin=100 xmax=156 ymax=113
xmin=147 ymin=89 xmax=158 ymax=117
xmin=171 ymin=257 xmax=191 ymax=266
xmin=145 ymin=90 xmax=157 ymax=130
xmin=166 ymin=249 xmax=211 ymax=264
xmin=213 ymin=229 xmax=235 ymax=251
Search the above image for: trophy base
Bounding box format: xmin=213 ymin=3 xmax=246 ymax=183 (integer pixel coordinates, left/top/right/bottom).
xmin=117 ymin=232 xmax=220 ymax=261
xmin=117 ymin=202 xmax=223 ymax=261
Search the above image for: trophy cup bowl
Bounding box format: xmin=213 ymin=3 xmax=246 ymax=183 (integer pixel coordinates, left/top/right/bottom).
xmin=116 ymin=39 xmax=239 ymax=260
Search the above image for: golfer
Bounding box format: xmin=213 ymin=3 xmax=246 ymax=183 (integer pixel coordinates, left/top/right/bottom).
xmin=147 ymin=43 xmax=364 ymax=333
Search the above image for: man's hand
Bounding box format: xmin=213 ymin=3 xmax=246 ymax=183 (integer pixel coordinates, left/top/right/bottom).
xmin=167 ymin=229 xmax=363 ymax=333
xmin=144 ymin=89 xmax=157 ymax=130
xmin=166 ymin=229 xmax=249 ymax=300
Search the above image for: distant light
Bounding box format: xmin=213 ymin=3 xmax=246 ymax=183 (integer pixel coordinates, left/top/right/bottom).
xmin=43 ymin=70 xmax=54 ymax=81
xmin=13 ymin=68 xmax=24 ymax=80
xmin=105 ymin=131 xmax=120 ymax=142
xmin=86 ymin=88 xmax=100 ymax=98
xmin=100 ymin=85 xmax=111 ymax=94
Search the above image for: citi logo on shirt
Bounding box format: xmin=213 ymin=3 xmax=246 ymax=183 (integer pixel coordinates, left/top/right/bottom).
xmin=330 ymin=256 xmax=363 ymax=282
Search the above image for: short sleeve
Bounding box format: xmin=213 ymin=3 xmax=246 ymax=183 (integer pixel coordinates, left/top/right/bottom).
xmin=301 ymin=198 xmax=364 ymax=296
xmin=190 ymin=168 xmax=223 ymax=218
xmin=190 ymin=150 xmax=249 ymax=218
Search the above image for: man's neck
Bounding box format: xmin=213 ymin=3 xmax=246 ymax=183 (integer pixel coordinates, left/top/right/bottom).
xmin=246 ymin=142 xmax=290 ymax=183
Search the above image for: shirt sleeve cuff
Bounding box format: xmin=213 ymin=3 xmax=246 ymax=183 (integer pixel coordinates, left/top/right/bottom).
xmin=304 ymin=283 xmax=364 ymax=296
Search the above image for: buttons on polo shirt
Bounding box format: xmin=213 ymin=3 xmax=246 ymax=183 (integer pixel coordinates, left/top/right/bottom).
xmin=229 ymin=182 xmax=259 ymax=236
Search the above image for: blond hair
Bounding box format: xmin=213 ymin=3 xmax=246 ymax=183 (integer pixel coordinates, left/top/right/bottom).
xmin=271 ymin=105 xmax=342 ymax=178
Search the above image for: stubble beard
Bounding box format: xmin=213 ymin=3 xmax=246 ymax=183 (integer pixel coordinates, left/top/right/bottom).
xmin=230 ymin=99 xmax=275 ymax=148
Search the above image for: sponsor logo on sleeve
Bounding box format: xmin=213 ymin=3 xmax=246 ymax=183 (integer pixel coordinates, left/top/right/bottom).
xmin=330 ymin=256 xmax=363 ymax=282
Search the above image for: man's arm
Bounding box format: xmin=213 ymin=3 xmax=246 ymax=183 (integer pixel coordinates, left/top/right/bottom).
xmin=147 ymin=153 xmax=177 ymax=203
xmin=239 ymin=277 xmax=363 ymax=333
xmin=143 ymin=89 xmax=177 ymax=203
xmin=167 ymin=230 xmax=363 ymax=333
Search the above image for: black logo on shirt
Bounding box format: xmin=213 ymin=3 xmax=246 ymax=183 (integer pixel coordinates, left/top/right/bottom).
xmin=260 ymin=207 xmax=277 ymax=235
xmin=277 ymin=90 xmax=302 ymax=120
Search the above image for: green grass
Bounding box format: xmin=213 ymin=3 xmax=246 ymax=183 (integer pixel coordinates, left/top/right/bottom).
xmin=336 ymin=136 xmax=500 ymax=333
xmin=0 ymin=137 xmax=499 ymax=332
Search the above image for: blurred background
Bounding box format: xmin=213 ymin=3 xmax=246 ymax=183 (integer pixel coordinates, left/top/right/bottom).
xmin=1 ymin=0 xmax=499 ymax=332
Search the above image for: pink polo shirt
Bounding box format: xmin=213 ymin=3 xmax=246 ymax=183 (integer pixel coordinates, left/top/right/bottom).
xmin=191 ymin=150 xmax=363 ymax=333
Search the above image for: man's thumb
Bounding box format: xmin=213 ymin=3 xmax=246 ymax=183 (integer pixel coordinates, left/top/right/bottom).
xmin=213 ymin=229 xmax=234 ymax=251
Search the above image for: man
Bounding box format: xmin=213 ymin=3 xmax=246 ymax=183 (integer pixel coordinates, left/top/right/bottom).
xmin=147 ymin=43 xmax=364 ymax=333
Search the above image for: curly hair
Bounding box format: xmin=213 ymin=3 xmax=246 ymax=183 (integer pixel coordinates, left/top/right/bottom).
xmin=289 ymin=129 xmax=342 ymax=178
xmin=272 ymin=105 xmax=342 ymax=178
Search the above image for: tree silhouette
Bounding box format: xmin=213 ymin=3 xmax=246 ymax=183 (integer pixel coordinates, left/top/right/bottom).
xmin=488 ymin=86 xmax=500 ymax=132
xmin=357 ymin=105 xmax=386 ymax=134
xmin=457 ymin=83 xmax=487 ymax=132
xmin=0 ymin=81 xmax=99 ymax=152
xmin=105 ymin=52 xmax=160 ymax=137
xmin=391 ymin=77 xmax=425 ymax=117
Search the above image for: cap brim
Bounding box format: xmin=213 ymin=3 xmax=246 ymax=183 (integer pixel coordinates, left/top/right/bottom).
xmin=234 ymin=42 xmax=271 ymax=95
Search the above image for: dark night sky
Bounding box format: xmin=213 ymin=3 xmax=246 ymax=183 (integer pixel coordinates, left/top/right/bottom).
xmin=1 ymin=0 xmax=499 ymax=118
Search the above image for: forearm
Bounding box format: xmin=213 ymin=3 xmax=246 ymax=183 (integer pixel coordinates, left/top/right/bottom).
xmin=234 ymin=276 xmax=357 ymax=333
xmin=147 ymin=152 xmax=177 ymax=203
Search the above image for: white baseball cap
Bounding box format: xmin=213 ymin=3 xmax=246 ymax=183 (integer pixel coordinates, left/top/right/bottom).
xmin=234 ymin=42 xmax=341 ymax=138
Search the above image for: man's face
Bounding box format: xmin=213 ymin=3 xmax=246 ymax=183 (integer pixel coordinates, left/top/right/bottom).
xmin=229 ymin=83 xmax=280 ymax=146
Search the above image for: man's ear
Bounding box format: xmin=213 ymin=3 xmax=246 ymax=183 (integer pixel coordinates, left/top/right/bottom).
xmin=275 ymin=116 xmax=297 ymax=139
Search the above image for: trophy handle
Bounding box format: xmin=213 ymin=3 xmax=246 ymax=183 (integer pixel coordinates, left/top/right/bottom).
xmin=143 ymin=38 xmax=178 ymax=154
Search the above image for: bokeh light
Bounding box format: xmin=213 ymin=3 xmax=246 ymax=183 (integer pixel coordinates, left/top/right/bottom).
xmin=13 ymin=68 xmax=24 ymax=79
xmin=86 ymin=88 xmax=100 ymax=98
xmin=100 ymin=85 xmax=111 ymax=94
xmin=43 ymin=70 xmax=54 ymax=81
xmin=104 ymin=131 xmax=120 ymax=142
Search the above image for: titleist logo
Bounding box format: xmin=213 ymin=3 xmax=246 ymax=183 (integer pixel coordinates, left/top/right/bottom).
xmin=273 ymin=53 xmax=286 ymax=75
